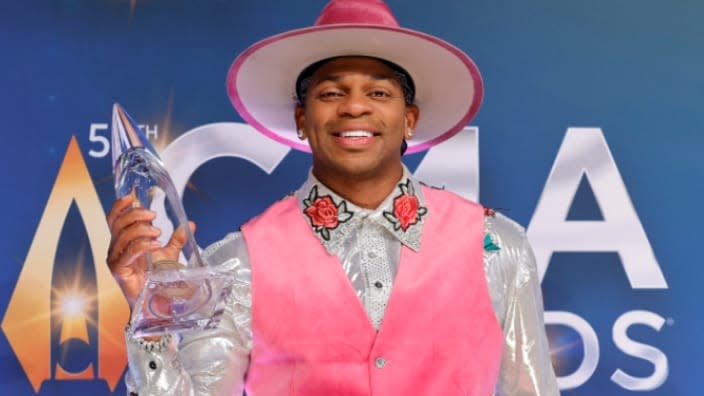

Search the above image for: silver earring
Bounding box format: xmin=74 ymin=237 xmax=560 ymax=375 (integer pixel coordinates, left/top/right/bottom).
xmin=297 ymin=129 xmax=305 ymax=139
xmin=407 ymin=129 xmax=414 ymax=138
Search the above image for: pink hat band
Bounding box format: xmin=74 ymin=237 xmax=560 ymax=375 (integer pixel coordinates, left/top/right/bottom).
xmin=315 ymin=0 xmax=400 ymax=26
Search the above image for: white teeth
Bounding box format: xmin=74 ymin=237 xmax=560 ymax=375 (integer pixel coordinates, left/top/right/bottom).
xmin=339 ymin=130 xmax=373 ymax=138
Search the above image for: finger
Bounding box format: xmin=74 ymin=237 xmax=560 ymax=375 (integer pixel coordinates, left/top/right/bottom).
xmin=160 ymin=222 xmax=197 ymax=258
xmin=108 ymin=237 xmax=161 ymax=273
xmin=108 ymin=222 xmax=161 ymax=265
xmin=107 ymin=194 xmax=136 ymax=228
xmin=109 ymin=207 xmax=156 ymax=236
xmin=170 ymin=221 xmax=196 ymax=246
xmin=109 ymin=221 xmax=160 ymax=260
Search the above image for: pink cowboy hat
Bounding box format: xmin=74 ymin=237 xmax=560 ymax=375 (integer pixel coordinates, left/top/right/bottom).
xmin=226 ymin=0 xmax=483 ymax=154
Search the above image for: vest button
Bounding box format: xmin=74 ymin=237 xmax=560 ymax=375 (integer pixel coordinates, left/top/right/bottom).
xmin=375 ymin=357 xmax=386 ymax=368
xmin=374 ymin=281 xmax=383 ymax=288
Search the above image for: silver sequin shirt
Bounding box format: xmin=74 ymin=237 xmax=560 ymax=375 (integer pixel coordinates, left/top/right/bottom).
xmin=125 ymin=170 xmax=560 ymax=396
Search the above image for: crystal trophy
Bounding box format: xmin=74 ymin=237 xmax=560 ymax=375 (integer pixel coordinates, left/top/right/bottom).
xmin=111 ymin=103 xmax=233 ymax=337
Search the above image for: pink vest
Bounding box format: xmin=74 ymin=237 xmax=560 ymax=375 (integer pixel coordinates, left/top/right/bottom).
xmin=241 ymin=186 xmax=503 ymax=396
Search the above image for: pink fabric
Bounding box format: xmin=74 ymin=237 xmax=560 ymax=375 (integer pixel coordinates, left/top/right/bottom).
xmin=241 ymin=187 xmax=503 ymax=395
xmin=315 ymin=0 xmax=400 ymax=27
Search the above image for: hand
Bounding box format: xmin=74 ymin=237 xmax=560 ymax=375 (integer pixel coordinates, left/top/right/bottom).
xmin=106 ymin=193 xmax=196 ymax=310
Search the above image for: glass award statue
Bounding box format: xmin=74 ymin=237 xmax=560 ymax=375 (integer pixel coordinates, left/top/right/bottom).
xmin=111 ymin=103 xmax=233 ymax=337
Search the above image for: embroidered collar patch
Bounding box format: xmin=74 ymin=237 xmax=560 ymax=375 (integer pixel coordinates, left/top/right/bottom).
xmin=302 ymin=186 xmax=353 ymax=241
xmin=383 ymin=178 xmax=428 ymax=232
xmin=297 ymin=173 xmax=426 ymax=253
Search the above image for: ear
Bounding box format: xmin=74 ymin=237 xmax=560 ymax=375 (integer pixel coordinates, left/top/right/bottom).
xmin=404 ymin=104 xmax=419 ymax=138
xmin=294 ymin=105 xmax=306 ymax=140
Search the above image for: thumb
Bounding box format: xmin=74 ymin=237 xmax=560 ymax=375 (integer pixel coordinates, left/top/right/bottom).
xmin=162 ymin=221 xmax=196 ymax=258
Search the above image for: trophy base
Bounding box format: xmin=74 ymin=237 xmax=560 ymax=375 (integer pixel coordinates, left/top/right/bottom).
xmin=131 ymin=262 xmax=234 ymax=338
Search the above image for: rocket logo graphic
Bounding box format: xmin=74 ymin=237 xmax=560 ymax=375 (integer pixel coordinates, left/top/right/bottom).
xmin=2 ymin=137 xmax=130 ymax=392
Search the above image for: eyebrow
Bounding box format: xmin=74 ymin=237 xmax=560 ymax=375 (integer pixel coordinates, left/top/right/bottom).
xmin=313 ymin=73 xmax=396 ymax=85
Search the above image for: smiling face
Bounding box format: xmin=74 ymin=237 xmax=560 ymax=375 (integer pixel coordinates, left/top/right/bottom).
xmin=295 ymin=57 xmax=419 ymax=192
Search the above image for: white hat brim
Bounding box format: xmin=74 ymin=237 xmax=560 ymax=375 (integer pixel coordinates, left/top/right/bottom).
xmin=227 ymin=24 xmax=482 ymax=154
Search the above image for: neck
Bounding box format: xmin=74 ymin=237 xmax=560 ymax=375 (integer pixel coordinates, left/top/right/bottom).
xmin=312 ymin=165 xmax=404 ymax=209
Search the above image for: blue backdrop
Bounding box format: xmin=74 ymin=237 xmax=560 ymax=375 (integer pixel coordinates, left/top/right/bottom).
xmin=1 ymin=1 xmax=700 ymax=394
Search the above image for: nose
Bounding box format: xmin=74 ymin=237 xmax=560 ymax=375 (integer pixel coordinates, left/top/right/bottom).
xmin=337 ymin=91 xmax=372 ymax=118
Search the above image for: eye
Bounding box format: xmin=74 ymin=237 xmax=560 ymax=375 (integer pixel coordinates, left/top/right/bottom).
xmin=317 ymin=89 xmax=344 ymax=100
xmin=369 ymin=90 xmax=391 ymax=98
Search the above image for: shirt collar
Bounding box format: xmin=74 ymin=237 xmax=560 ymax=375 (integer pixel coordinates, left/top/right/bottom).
xmin=296 ymin=166 xmax=428 ymax=254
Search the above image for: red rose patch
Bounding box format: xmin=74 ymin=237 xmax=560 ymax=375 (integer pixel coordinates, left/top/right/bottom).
xmin=304 ymin=196 xmax=340 ymax=229
xmin=302 ymin=186 xmax=353 ymax=241
xmin=383 ymin=179 xmax=427 ymax=232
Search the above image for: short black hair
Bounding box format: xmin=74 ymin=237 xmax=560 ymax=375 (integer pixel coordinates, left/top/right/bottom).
xmin=295 ymin=56 xmax=416 ymax=106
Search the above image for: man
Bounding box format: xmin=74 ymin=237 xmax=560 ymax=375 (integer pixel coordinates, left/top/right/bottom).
xmin=107 ymin=0 xmax=560 ymax=395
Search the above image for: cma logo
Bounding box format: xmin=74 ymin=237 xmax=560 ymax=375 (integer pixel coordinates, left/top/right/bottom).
xmin=2 ymin=137 xmax=129 ymax=393
xmin=528 ymin=131 xmax=668 ymax=392
xmin=152 ymin=123 xmax=668 ymax=393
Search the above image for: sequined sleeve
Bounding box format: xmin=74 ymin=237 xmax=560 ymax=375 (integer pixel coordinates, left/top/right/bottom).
xmin=124 ymin=232 xmax=253 ymax=396
xmin=485 ymin=214 xmax=560 ymax=396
